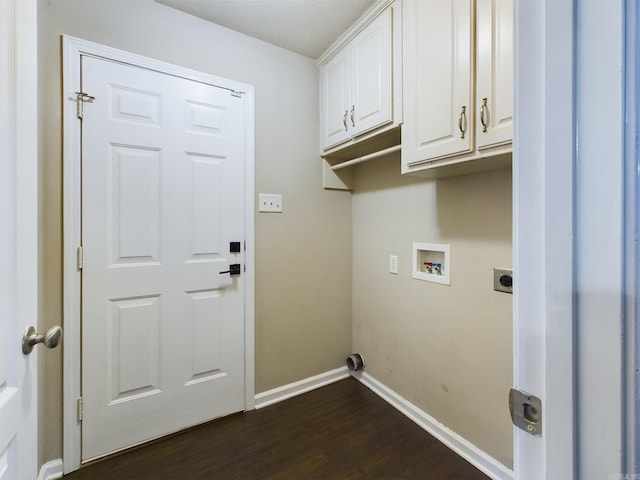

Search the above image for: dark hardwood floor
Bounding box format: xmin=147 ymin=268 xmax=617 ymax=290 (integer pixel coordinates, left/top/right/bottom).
xmin=63 ymin=378 xmax=490 ymax=480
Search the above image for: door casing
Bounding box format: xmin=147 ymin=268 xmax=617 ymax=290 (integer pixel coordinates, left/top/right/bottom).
xmin=514 ymin=0 xmax=635 ymax=477
xmin=62 ymin=36 xmax=255 ymax=474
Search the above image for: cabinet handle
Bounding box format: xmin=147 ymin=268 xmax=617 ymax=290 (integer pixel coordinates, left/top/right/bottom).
xmin=343 ymin=110 xmax=348 ymax=131
xmin=480 ymin=97 xmax=488 ymax=133
xmin=458 ymin=105 xmax=467 ymax=139
xmin=350 ymin=105 xmax=355 ymax=127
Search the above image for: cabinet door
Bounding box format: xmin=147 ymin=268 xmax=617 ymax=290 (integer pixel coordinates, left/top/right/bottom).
xmin=476 ymin=0 xmax=513 ymax=149
xmin=350 ymin=7 xmax=393 ymax=137
xmin=320 ymin=49 xmax=351 ymax=149
xmin=402 ymin=0 xmax=473 ymax=167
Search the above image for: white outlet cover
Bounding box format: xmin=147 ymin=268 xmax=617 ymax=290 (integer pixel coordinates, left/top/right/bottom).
xmin=258 ymin=193 xmax=283 ymax=213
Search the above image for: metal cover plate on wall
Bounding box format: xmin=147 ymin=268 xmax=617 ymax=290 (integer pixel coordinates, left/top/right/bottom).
xmin=494 ymin=267 xmax=513 ymax=294
xmin=509 ymin=388 xmax=542 ymax=436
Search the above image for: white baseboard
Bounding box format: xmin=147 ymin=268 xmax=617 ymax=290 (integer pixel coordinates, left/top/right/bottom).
xmin=355 ymin=372 xmax=514 ymax=480
xmin=254 ymin=366 xmax=350 ymax=409
xmin=37 ymin=459 xmax=63 ymax=480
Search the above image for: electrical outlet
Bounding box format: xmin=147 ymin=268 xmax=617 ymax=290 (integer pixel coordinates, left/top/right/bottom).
xmin=389 ymin=255 xmax=399 ymax=274
xmin=258 ymin=193 xmax=283 ymax=213
xmin=494 ymin=267 xmax=513 ymax=294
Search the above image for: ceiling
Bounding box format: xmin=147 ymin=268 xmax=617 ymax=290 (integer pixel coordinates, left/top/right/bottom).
xmin=154 ymin=0 xmax=376 ymax=59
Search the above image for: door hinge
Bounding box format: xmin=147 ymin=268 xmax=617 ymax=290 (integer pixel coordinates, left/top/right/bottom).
xmin=77 ymin=397 xmax=84 ymax=422
xmin=77 ymin=246 xmax=84 ymax=270
xmin=509 ymin=388 xmax=542 ymax=436
xmin=75 ymin=91 xmax=95 ymax=119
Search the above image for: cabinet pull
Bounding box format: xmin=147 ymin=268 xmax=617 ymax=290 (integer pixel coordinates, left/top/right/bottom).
xmin=350 ymin=105 xmax=355 ymax=127
xmin=343 ymin=110 xmax=348 ymax=131
xmin=458 ymin=105 xmax=467 ymax=139
xmin=480 ymin=97 xmax=488 ymax=133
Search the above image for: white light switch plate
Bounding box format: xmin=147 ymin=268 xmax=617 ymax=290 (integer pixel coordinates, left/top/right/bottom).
xmin=389 ymin=255 xmax=399 ymax=274
xmin=259 ymin=193 xmax=283 ymax=213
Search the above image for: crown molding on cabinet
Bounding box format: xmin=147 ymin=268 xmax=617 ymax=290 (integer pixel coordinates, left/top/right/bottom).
xmin=316 ymin=0 xmax=396 ymax=65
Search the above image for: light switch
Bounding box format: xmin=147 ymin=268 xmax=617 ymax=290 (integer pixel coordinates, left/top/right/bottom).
xmin=258 ymin=193 xmax=283 ymax=213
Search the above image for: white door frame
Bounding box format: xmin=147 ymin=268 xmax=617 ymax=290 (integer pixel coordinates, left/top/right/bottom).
xmin=61 ymin=36 xmax=255 ymax=474
xmin=623 ymin=0 xmax=639 ymax=472
xmin=514 ymin=0 xmax=634 ymax=477
xmin=513 ymin=0 xmax=576 ymax=477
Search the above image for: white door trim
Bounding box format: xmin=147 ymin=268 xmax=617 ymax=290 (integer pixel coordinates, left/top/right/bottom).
xmin=574 ymin=1 xmax=626 ymax=476
xmin=513 ymin=0 xmax=576 ymax=476
xmin=62 ymin=36 xmax=255 ymax=473
xmin=515 ymin=0 xmax=633 ymax=477
xmin=623 ymin=0 xmax=639 ymax=472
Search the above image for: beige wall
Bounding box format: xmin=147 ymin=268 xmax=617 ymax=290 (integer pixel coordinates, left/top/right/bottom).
xmin=37 ymin=0 xmax=352 ymax=466
xmin=352 ymin=157 xmax=513 ymax=467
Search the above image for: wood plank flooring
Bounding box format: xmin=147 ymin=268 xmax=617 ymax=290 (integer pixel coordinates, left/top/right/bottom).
xmin=63 ymin=378 xmax=490 ymax=479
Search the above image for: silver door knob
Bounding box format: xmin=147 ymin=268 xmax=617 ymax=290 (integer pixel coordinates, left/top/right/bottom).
xmin=22 ymin=325 xmax=63 ymax=354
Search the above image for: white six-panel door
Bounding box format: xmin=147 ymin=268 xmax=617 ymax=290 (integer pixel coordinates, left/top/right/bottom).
xmin=80 ymin=55 xmax=247 ymax=461
xmin=0 ymin=0 xmax=38 ymax=478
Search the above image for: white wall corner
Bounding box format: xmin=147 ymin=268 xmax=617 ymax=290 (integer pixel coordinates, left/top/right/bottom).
xmin=355 ymin=372 xmax=514 ymax=480
xmin=254 ymin=366 xmax=350 ymax=409
xmin=37 ymin=459 xmax=64 ymax=480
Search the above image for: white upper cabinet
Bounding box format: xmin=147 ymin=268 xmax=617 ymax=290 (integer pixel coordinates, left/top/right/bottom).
xmin=322 ymin=50 xmax=352 ymax=148
xmin=402 ymin=0 xmax=513 ymax=176
xmin=350 ymin=10 xmax=393 ymax=137
xmin=476 ymin=0 xmax=513 ymax=150
xmin=402 ymin=0 xmax=473 ymax=164
xmin=319 ymin=3 xmax=399 ymax=152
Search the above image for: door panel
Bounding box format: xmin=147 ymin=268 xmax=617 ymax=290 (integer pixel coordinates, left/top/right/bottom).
xmin=111 ymin=145 xmax=161 ymax=263
xmin=81 ymin=55 xmax=246 ymax=461
xmin=108 ymin=296 xmax=161 ymax=403
xmin=0 ymin=0 xmax=37 ymax=478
